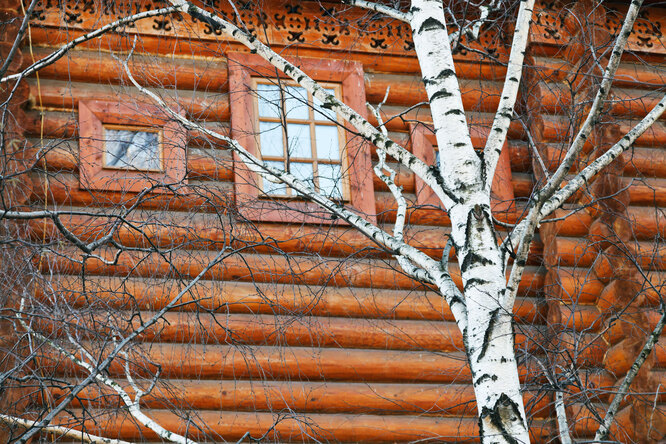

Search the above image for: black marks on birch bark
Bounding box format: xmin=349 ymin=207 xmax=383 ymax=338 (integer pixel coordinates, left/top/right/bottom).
xmin=478 ymin=393 xmax=524 ymax=444
xmin=476 ymin=307 xmax=500 ymax=362
xmin=474 ymin=373 xmax=498 ymax=386
xmin=418 ymin=17 xmax=445 ymax=33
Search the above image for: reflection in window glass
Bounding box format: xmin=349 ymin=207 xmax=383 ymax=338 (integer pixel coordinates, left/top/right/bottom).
xmin=318 ymin=164 xmax=343 ymax=199
xmin=315 ymin=125 xmax=339 ymax=160
xmin=286 ymin=123 xmax=312 ymax=158
xmin=104 ymin=128 xmax=160 ymax=171
xmin=259 ymin=122 xmax=284 ymax=157
xmin=257 ymin=84 xmax=281 ymax=118
xmin=255 ymin=81 xmax=346 ymax=199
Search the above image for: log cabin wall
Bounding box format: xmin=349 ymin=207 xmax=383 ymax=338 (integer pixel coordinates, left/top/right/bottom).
xmin=1 ymin=0 xmax=664 ymax=442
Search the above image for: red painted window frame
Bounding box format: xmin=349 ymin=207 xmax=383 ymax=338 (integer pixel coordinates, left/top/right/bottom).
xmin=78 ymin=100 xmax=187 ymax=193
xmin=409 ymin=123 xmax=514 ymax=213
xmin=228 ymin=53 xmax=376 ymax=224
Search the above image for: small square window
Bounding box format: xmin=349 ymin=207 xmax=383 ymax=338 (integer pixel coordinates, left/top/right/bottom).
xmin=78 ymin=100 xmax=187 ymax=193
xmin=228 ymin=54 xmax=376 ymax=224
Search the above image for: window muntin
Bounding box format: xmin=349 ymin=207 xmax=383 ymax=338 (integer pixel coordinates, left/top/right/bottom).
xmin=254 ymin=81 xmax=348 ymax=200
xmin=103 ymin=125 xmax=162 ymax=172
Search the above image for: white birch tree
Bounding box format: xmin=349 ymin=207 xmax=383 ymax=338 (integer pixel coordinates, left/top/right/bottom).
xmin=1 ymin=0 xmax=665 ymax=443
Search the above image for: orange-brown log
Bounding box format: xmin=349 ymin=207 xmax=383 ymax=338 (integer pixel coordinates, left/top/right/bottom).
xmin=551 ymin=237 xmax=599 ymax=268
xmin=48 ymin=409 xmax=494 ymax=442
xmin=36 ymin=275 xmax=547 ymax=324
xmin=566 ymin=403 xmax=634 ymax=441
xmin=29 ymin=173 xmax=232 ymax=213
xmin=27 ymin=212 xmax=451 ymax=260
xmin=39 ymin=342 xmax=473 ymax=383
xmin=624 ymin=177 xmax=666 ymax=206
xmin=558 ymin=332 xmax=607 ymax=367
xmin=556 ymin=304 xmax=602 ymax=331
xmin=551 ymin=267 xmax=604 ymax=305
xmin=548 ymin=209 xmax=593 ymax=238
xmin=611 ymin=88 xmax=666 ymax=120
xmin=47 ymin=379 xmax=552 ymax=418
xmin=512 ymin=172 xmax=534 ymax=197
xmin=627 ymin=206 xmax=666 ymax=240
xmin=38 ymin=246 xmax=545 ymax=295
xmin=28 ymin=78 xmax=230 ymax=122
xmin=34 ymin=310 xmax=542 ymax=354
xmin=622 ymin=147 xmax=666 ymax=178
xmin=25 ymin=47 xmax=229 ymax=93
xmin=366 ymin=74 xmax=503 ymax=113
xmin=541 ymin=115 xmax=666 ymax=147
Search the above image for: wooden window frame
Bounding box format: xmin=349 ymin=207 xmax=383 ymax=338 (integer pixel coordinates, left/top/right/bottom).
xmin=228 ymin=53 xmax=376 ymax=224
xmin=78 ymin=100 xmax=187 ymax=193
xmin=410 ymin=123 xmax=514 ymax=213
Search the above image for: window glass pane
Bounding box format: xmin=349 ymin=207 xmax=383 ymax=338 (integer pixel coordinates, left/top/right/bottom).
xmin=318 ymin=164 xmax=343 ymax=199
xmin=104 ymin=129 xmax=160 ymax=171
xmin=290 ymin=162 xmax=314 ymax=189
xmin=257 ymin=84 xmax=282 ymax=118
xmin=259 ymin=121 xmax=284 ymax=157
xmin=263 ymin=160 xmax=288 ymax=195
xmin=315 ymin=125 xmax=340 ymax=160
xmin=286 ymin=123 xmax=312 ymax=158
xmin=314 ymin=88 xmax=337 ymax=121
xmin=284 ymin=86 xmax=309 ymax=120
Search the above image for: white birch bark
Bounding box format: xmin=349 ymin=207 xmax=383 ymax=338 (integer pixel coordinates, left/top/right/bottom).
xmin=409 ymin=2 xmax=529 ymax=443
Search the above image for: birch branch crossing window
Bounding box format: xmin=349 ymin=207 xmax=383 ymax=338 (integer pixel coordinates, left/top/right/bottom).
xmin=255 ymin=82 xmax=348 ymax=200
xmin=229 ymin=54 xmax=376 ymax=224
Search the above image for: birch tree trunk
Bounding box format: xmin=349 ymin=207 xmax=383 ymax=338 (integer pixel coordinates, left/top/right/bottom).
xmin=409 ymin=1 xmax=530 ymax=442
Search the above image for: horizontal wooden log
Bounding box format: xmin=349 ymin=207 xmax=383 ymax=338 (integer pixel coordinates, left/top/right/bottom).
xmin=541 ymin=115 xmax=666 ymax=147
xmin=365 ymin=73 xmax=503 ymax=112
xmin=37 ymin=275 xmax=547 ymax=324
xmin=48 ymin=379 xmax=552 ymax=418
xmin=28 ymin=78 xmax=230 ymax=121
xmin=556 ymin=304 xmax=602 ymax=332
xmin=27 ymin=211 xmax=452 ymax=260
xmin=623 ymin=177 xmax=666 ymax=206
xmin=557 ymin=332 xmax=607 ymax=367
xmin=40 ymin=342 xmax=474 ymax=383
xmin=550 ymin=267 xmax=604 ymax=305
xmin=527 ymin=81 xmax=666 ymax=120
xmin=554 ymin=237 xmax=666 ymax=271
xmin=25 ymin=47 xmax=229 ymax=92
xmin=627 ymin=206 xmax=666 ymax=240
xmin=34 ymin=310 xmax=541 ymax=353
xmin=622 ymin=146 xmax=666 ymax=178
xmin=38 ymin=246 xmax=545 ymax=295
xmin=48 ymin=408 xmax=500 ymax=442
xmin=512 ymin=172 xmax=534 ymax=197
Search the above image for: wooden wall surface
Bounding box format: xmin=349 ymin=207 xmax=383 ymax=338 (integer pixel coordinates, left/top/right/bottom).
xmin=4 ymin=0 xmax=666 ymax=442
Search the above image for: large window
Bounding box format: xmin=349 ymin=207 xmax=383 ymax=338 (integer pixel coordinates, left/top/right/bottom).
xmin=254 ymin=81 xmax=348 ymax=200
xmin=228 ymin=53 xmax=376 ymax=224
